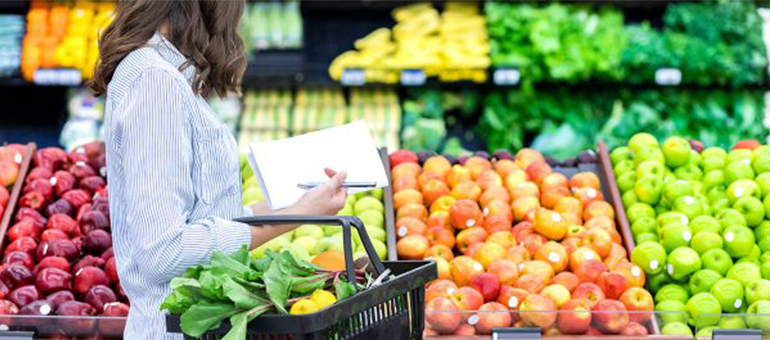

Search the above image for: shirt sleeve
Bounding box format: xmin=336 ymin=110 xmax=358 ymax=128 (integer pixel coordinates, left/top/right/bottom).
xmin=116 ymin=68 xmax=252 ymax=286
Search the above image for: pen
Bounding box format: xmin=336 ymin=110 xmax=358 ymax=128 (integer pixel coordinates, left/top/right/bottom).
xmin=297 ymin=181 xmax=377 ymax=190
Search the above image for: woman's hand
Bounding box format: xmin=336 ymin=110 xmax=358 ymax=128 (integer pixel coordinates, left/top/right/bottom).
xmin=284 ymin=168 xmax=347 ymax=216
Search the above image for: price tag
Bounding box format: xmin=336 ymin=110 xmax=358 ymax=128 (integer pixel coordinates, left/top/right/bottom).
xmin=34 ymin=69 xmax=82 ymax=86
xmin=0 ymin=330 xmax=34 ymax=339
xmin=492 ymin=327 xmax=541 ymax=340
xmin=655 ymin=68 xmax=682 ymax=86
xmin=493 ymin=68 xmax=520 ymax=85
xmin=340 ymin=68 xmax=365 ymax=86
xmin=400 ymin=69 xmax=426 ymax=86
xmin=712 ymin=329 xmax=762 ymax=340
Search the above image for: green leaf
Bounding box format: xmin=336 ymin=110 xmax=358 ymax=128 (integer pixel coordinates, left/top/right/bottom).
xmin=222 ymin=276 xmax=271 ymax=310
xmin=221 ymin=304 xmax=272 ymax=340
xmin=291 ymin=273 xmax=329 ymax=295
xmin=211 ymin=250 xmax=258 ymax=281
xmin=180 ymin=301 xmax=240 ymax=338
xmin=335 ymin=278 xmax=357 ymax=302
xmin=263 ymin=257 xmax=291 ymax=314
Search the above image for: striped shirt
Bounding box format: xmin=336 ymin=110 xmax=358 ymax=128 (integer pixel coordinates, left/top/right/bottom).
xmin=103 ymin=33 xmax=253 ymax=339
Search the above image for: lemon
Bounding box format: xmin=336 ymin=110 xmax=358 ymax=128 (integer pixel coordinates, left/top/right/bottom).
xmin=310 ymin=290 xmax=337 ymax=309
xmin=289 ymin=299 xmax=320 ymax=315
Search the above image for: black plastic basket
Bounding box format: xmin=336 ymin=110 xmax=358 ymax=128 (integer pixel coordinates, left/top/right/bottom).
xmin=166 ymin=215 xmax=437 ymax=340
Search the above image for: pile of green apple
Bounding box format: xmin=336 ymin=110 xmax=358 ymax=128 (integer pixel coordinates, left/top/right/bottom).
xmin=612 ymin=133 xmax=770 ymax=337
xmin=241 ymin=154 xmax=265 ymax=205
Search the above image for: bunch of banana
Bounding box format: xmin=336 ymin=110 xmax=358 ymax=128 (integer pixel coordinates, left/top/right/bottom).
xmin=438 ymin=2 xmax=490 ymax=82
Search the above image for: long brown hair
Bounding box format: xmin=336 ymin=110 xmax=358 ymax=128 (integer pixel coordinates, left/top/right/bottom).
xmin=89 ymin=0 xmax=247 ymax=98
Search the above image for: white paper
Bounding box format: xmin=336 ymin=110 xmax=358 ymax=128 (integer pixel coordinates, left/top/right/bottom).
xmin=248 ymin=121 xmax=389 ymax=209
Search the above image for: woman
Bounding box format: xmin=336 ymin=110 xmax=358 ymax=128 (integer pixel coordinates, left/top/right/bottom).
xmin=89 ymin=1 xmax=347 ymax=339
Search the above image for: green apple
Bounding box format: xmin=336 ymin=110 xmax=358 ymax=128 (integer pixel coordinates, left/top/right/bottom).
xmin=667 ymin=247 xmax=702 ymax=281
xmin=655 ymin=300 xmax=687 ymax=325
xmin=345 ymin=195 xmax=358 ymax=207
xmin=648 ymin=271 xmax=673 ymax=294
xmin=716 ymin=209 xmax=747 ymax=229
xmin=354 ymin=196 xmax=384 ymax=214
xmin=370 ymin=188 xmax=384 ymax=200
xmin=691 ymin=181 xmax=705 ymax=196
xmin=673 ymin=195 xmax=702 ymax=220
xmin=635 ymin=233 xmax=659 ymax=245
xmin=637 ymin=160 xmax=666 ymax=179
xmin=707 ymin=185 xmax=727 ymax=204
xmin=664 ymin=171 xmax=677 ymax=185
xmin=656 ymin=284 xmax=690 ymax=304
xmin=660 ymin=224 xmax=692 ymax=253
xmin=690 ymin=231 xmax=723 ymax=255
xmin=355 ymin=239 xmax=388 ymax=260
xmin=352 ymin=250 xmax=367 ymax=260
xmin=324 ymin=225 xmax=342 ymax=236
xmin=745 ymin=279 xmax=770 ymax=305
xmin=242 ymin=186 xmax=264 ymax=205
xmin=725 ymin=161 xmax=755 ymax=185
xmin=690 ymin=269 xmax=723 ymax=294
xmin=617 ymin=172 xmax=637 ymax=193
xmin=251 ymin=237 xmax=291 ymax=258
xmin=657 ymin=211 xmax=690 ymax=231
xmin=610 ymin=146 xmax=633 ymax=165
xmin=655 ymin=205 xmax=670 ymax=216
xmin=627 ymin=203 xmax=656 ymax=224
xmin=635 ymin=146 xmax=665 ymax=166
xmin=632 ymin=241 xmax=667 ymax=275
xmin=696 ymin=327 xmax=717 ymax=338
xmin=663 ymin=180 xmax=694 ymax=203
xmin=723 ymin=226 xmax=755 ymax=258
xmin=292 ymin=236 xmax=319 ymax=254
xmin=712 ymin=198 xmax=730 ymax=214
xmin=746 ymin=300 xmax=770 ymax=332
xmin=353 ymin=191 xmax=368 ymax=200
xmin=632 ymin=217 xmax=657 ymax=235
xmin=690 ymin=215 xmax=722 ymax=235
xmin=702 ymin=147 xmax=728 ymax=172
xmin=756 ymin=221 xmax=770 ymax=240
xmin=710 ymin=278 xmax=744 ymax=312
xmin=727 ymin=149 xmax=754 ymax=165
xmin=689 ymin=149 xmax=702 ymax=166
xmin=718 ymin=315 xmax=747 ymax=329
xmin=733 ymin=196 xmax=766 ymax=227
xmin=703 ymin=170 xmax=725 ymax=191
xmin=282 ymin=243 xmax=311 ymax=261
xmin=364 ymin=225 xmax=386 ymax=242
xmin=686 ymin=292 xmax=722 ymax=327
xmin=673 ymin=164 xmax=703 ymax=181
xmin=726 ymin=179 xmax=762 ymax=204
xmin=754 ymin=148 xmax=770 ymax=174
xmin=635 ymin=175 xmax=664 ymax=205
xmin=738 ymin=258 xmax=761 ymax=267
xmin=312 ymin=236 xmax=335 ymax=254
xmin=762 ymin=262 xmax=770 ymax=280
xmin=294 ymin=224 xmax=325 ymax=239
xmin=701 ymin=248 xmax=734 ymax=276
xmin=727 ymin=262 xmax=762 ymax=288
xmin=749 ymin=245 xmax=762 ymax=260
xmin=622 ymin=191 xmax=637 ymax=208
xmin=337 ymin=205 xmax=354 ymax=216
xmin=357 ymin=210 xmax=384 ymax=228
xmin=764 ymin=195 xmax=770 ymax=219
xmin=759 ymin=236 xmax=770 ymax=253
xmin=756 ymin=173 xmax=770 ymax=198
xmin=662 ymin=137 xmax=692 ymax=167
xmin=629 ymin=133 xmax=659 ymax=153
xmin=614 ymin=159 xmax=635 ymax=176
xmin=760 ymin=251 xmax=770 ymax=264
xmin=661 ymin=322 xmax=693 ymax=336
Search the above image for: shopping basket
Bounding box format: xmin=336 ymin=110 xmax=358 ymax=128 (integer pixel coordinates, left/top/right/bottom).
xmin=166 ymin=215 xmax=437 ymax=340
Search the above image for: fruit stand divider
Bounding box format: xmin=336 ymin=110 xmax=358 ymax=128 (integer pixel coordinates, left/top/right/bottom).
xmin=0 ymin=143 xmax=126 ymax=339
xmin=379 ymin=147 xmax=398 ymax=261
xmin=596 ymin=141 xmax=662 ymax=336
xmin=0 ymin=142 xmax=36 ymax=247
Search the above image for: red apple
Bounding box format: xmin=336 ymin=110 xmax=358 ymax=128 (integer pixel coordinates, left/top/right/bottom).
xmin=596 ymin=272 xmax=627 ymax=300
xmin=425 ymin=297 xmax=461 ymax=334
xmin=620 ymin=322 xmax=649 ymax=336
xmin=519 ymin=294 xmax=557 ymax=329
xmin=619 ymin=287 xmax=654 ymax=324
xmin=473 ymin=302 xmax=511 ymax=335
xmin=470 ymin=273 xmax=501 ymax=302
xmin=557 ymin=298 xmax=592 ymax=335
xmin=591 ymin=299 xmax=629 ymax=334
xmin=572 ymin=283 xmax=605 ymax=308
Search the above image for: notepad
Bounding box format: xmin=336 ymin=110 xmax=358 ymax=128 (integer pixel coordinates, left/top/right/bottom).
xmin=247 ymin=121 xmax=390 ymax=209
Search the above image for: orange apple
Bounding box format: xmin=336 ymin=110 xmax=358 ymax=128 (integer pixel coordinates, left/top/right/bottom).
xmin=566 ymin=225 xmax=587 ymax=239
xmin=573 ymin=187 xmax=604 ymax=205
xmin=533 ymin=208 xmax=568 ymax=241
xmin=614 ymin=261 xmax=646 ymax=289
xmin=506 ymin=246 xmax=531 ymax=264
xmin=476 ymin=170 xmax=503 ymax=191
xmin=511 ymin=221 xmax=534 ymax=241
xmin=419 ymin=172 xmax=445 ymax=190
xmin=395 ymin=217 xmax=427 ymax=239
xmin=474 ymin=302 xmax=511 ymax=334
xmin=596 ymin=272 xmax=627 ymax=300
xmin=449 ymin=200 xmax=484 ymax=230
xmin=510 ymin=181 xmax=540 ymax=201
xmin=515 ymin=148 xmax=546 ymax=169
xmin=557 ymin=298 xmax=592 ymax=335
xmin=426 ymin=297 xmax=461 ymax=334
xmin=451 ymin=181 xmax=483 ymax=201
xmin=393 ymin=175 xmax=419 ymax=192
xmin=574 ymin=259 xmax=608 ymax=283
xmin=570 ymin=247 xmax=601 ymax=272
xmin=541 ymin=173 xmax=569 ymax=192
xmin=391 ymin=162 xmax=421 ymax=181
xmin=483 ymin=215 xmax=512 ymax=234
xmin=561 ymin=212 xmax=581 ymax=226
xmin=591 ymin=299 xmax=629 ymax=335
xmin=487 ymin=231 xmax=515 ymax=249
xmin=432 ymin=257 xmax=452 ymax=281
xmin=450 ymin=286 xmax=484 ymax=312
xmin=604 ymin=255 xmax=626 ymax=271
xmin=474 ymin=242 xmax=507 ymax=269
xmin=397 ymin=234 xmax=430 ymax=260
xmin=519 ymin=294 xmax=557 ymax=329
xmin=480 ymin=186 xmax=511 ymax=207
xmin=423 ymin=156 xmax=452 ymax=179
xmin=397 ymin=203 xmax=428 ymax=221
xmin=551 ymin=272 xmax=580 ymax=292
xmin=465 ymin=156 xmax=493 ymax=179
xmin=520 ymin=233 xmax=547 ymax=256
xmin=525 ymin=161 xmax=553 ymax=184
xmin=584 ymin=215 xmax=616 ymax=230
xmin=620 ymin=322 xmax=649 ymax=336
xmin=453 ymin=324 xmax=475 ymax=336
xmin=541 ymin=186 xmax=571 ymax=210
xmin=512 ymin=196 xmax=540 ymax=222
xmin=542 ymin=284 xmax=571 ymax=307
xmin=619 ymin=287 xmax=653 ymax=324
xmin=424 ymin=244 xmax=454 ymax=261
xmin=581 ymin=228 xmax=612 ymax=258
xmin=569 ymin=172 xmax=601 ymax=191
xmin=484 ymin=200 xmax=513 ymax=222
xmin=534 ymin=241 xmax=569 ymax=273
xmin=456 ymin=227 xmax=488 ymax=253
xmin=608 ymin=243 xmax=627 ymax=260
xmin=584 ymin=201 xmax=615 ymax=221
xmin=572 ymin=282 xmax=606 ymax=308
xmin=450 ymin=256 xmax=485 ymax=287
xmin=464 ymin=242 xmax=484 ymax=258
xmin=447 ymin=165 xmax=472 ymax=188
xmin=426 ymin=226 xmax=455 ymax=249
xmin=554 ymin=196 xmax=583 ymax=220
xmin=515 ymin=274 xmax=546 ymax=294
xmin=520 ymin=260 xmax=555 ymax=282
xmin=497 ymin=286 xmax=528 ymax=322
xmin=430 ymin=195 xmax=456 ymax=214
xmin=495 ymin=159 xmax=519 ymax=179
xmin=487 ymin=259 xmax=519 ymax=286
xmin=422 ymin=179 xmax=451 ymax=206
xmin=394 ymin=189 xmax=423 ymax=210
xmin=426 ymin=211 xmax=451 ymax=229
xmin=561 ymin=237 xmax=583 ymax=255
xmin=504 ymin=169 xmax=529 ymax=192
xmin=426 ymin=279 xmax=457 ymax=302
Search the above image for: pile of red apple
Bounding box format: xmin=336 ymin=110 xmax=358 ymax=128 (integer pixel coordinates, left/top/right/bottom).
xmin=389 ymin=149 xmax=655 ymax=336
xmin=0 ymin=142 xmax=128 ymax=333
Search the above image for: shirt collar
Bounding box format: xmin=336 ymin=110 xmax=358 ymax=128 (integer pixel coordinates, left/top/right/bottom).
xmin=146 ymin=32 xmax=196 ymax=85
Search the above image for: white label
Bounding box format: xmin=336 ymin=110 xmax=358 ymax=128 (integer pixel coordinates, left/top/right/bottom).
xmin=632 ymin=266 xmax=641 ymax=277
xmin=552 ymin=213 xmax=562 ymax=222
xmin=400 ymin=69 xmax=426 ymax=86
xmin=40 ymin=304 xmax=51 ymax=315
xmin=466 ymin=219 xmax=476 ymax=227
xmin=34 ymin=68 xmax=82 ymax=86
xmin=584 ymin=251 xmax=594 ymax=261
xmin=743 ymin=159 xmax=751 ymax=165
xmin=75 ymin=268 xmax=84 ymax=277
xmin=473 ymin=263 xmax=483 ymax=272
xmin=493 ymin=68 xmax=520 ymax=86
xmin=734 ymin=299 xmax=742 ymax=309
xmin=677 ymin=180 xmax=688 ymax=184
xmin=650 ymin=259 xmax=659 ymax=271
xmin=76 ymin=161 xmax=86 ymax=167
xmin=667 ymin=264 xmax=674 ymax=275
xmin=468 ymin=314 xmax=479 ymax=325
xmin=397 ymin=226 xmax=407 ymax=237
xmin=508 ymin=296 xmax=519 ymax=309
xmin=447 ymin=288 xmax=456 ymax=295
xmin=100 ymin=167 xmax=107 ymax=177
xmin=518 ymin=264 xmax=525 ymax=272
xmin=683 ymin=230 xmax=692 ymax=242
xmin=483 ymin=207 xmax=489 ymax=216
xmin=548 ymin=252 xmax=560 ymax=263
xmin=587 ymin=189 xmax=597 ymax=198
xmin=49 ymin=177 xmax=57 ymax=186
xmin=42 ymin=243 xmax=48 ymax=256
xmin=76 ymin=147 xmax=86 ymax=154
xmin=681 ymin=216 xmax=689 ymax=226
xmin=655 ymin=68 xmax=682 ymax=86
xmin=725 ymin=231 xmax=735 ymax=242
xmin=683 ymin=196 xmax=695 ymax=205
xmin=0 ymin=325 xmax=8 ymax=331
xmin=735 ymin=187 xmax=745 ymax=198
xmin=13 ymin=153 xmax=22 ymax=164
xmin=340 ymin=68 xmax=365 ymax=86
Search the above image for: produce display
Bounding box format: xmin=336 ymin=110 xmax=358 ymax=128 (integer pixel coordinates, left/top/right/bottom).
xmin=400 ymin=88 xmax=481 ymax=154
xmin=0 ymin=15 xmax=24 ymax=79
xmin=613 ymin=133 xmax=770 ymax=336
xmin=162 ymin=246 xmax=363 ymax=339
xmin=0 ymin=142 xmax=129 ymax=331
xmin=21 ymin=0 xmax=115 ymax=82
xmin=388 ymin=148 xmax=654 ymax=336
xmin=241 ymin=0 xmax=302 ymax=54
xmin=329 ymin=2 xmax=490 ymax=83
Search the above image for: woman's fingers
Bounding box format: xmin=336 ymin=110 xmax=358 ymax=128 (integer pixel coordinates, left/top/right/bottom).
xmin=324 ymin=167 xmax=337 ymax=178
xmin=329 ymin=171 xmax=347 ymax=191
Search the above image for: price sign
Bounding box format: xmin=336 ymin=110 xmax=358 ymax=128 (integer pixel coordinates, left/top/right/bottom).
xmin=492 ymin=327 xmax=541 ymax=340
xmin=655 ymin=68 xmax=682 ymax=86
xmin=340 ymin=68 xmax=365 ymax=86
xmin=400 ymin=69 xmax=426 ymax=86
xmin=493 ymin=68 xmax=520 ymax=85
xmin=712 ymin=329 xmax=762 ymax=340
xmin=0 ymin=330 xmax=34 ymax=340
xmin=34 ymin=69 xmax=82 ymax=86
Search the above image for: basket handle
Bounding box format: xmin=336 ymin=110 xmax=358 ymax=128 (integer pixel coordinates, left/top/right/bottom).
xmin=232 ymin=215 xmax=387 ymax=290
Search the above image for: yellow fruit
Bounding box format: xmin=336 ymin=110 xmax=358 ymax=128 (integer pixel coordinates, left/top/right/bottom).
xmin=289 ymin=299 xmax=320 ymax=315
xmin=310 ymin=290 xmax=337 ymax=309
